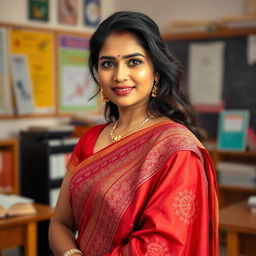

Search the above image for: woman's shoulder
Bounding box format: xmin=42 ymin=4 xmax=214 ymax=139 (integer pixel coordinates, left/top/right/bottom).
xmin=79 ymin=123 xmax=109 ymax=142
xmin=160 ymin=121 xmax=198 ymax=139
xmin=156 ymin=120 xmax=193 ymax=137
xmin=72 ymin=123 xmax=110 ymax=163
xmin=154 ymin=121 xmax=204 ymax=158
xmin=86 ymin=123 xmax=109 ymax=135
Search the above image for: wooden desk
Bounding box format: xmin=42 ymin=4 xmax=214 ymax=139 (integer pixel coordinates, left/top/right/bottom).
xmin=0 ymin=204 xmax=53 ymax=256
xmin=219 ymin=200 xmax=256 ymax=256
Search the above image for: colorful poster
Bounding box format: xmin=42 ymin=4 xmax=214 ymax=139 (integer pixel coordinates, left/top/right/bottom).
xmin=0 ymin=28 xmax=12 ymax=115
xmin=10 ymin=28 xmax=55 ymax=113
xmin=59 ymin=0 xmax=78 ymax=25
xmin=10 ymin=55 xmax=34 ymax=115
xmin=59 ymin=35 xmax=98 ymax=112
xmin=84 ymin=0 xmax=101 ymax=26
xmin=217 ymin=110 xmax=250 ymax=152
xmin=28 ymin=0 xmax=49 ymax=22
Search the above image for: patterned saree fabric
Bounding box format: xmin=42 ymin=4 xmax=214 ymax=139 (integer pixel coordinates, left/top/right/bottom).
xmin=67 ymin=122 xmax=219 ymax=256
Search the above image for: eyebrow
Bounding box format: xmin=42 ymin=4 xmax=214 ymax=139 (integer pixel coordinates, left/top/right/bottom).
xmin=99 ymin=53 xmax=146 ymax=60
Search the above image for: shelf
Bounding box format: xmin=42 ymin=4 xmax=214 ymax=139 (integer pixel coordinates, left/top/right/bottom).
xmin=209 ymin=148 xmax=256 ymax=207
xmin=0 ymin=113 xmax=70 ymax=120
xmin=162 ymin=27 xmax=256 ymax=41
xmin=219 ymin=185 xmax=256 ymax=193
xmin=214 ymin=150 xmax=256 ymax=158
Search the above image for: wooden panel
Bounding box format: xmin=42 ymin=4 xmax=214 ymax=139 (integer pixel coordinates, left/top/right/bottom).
xmin=0 ymin=225 xmax=24 ymax=249
xmin=240 ymin=234 xmax=256 ymax=256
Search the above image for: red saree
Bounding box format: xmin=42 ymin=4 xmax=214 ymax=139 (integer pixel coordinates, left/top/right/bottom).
xmin=67 ymin=122 xmax=219 ymax=256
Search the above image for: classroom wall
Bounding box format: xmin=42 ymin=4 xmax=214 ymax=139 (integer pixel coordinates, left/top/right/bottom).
xmin=0 ymin=0 xmax=247 ymax=138
xmin=0 ymin=0 xmax=246 ymax=32
xmin=114 ymin=0 xmax=245 ymax=31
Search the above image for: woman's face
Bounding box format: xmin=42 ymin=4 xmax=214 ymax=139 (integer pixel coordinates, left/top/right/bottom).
xmin=98 ymin=31 xmax=158 ymax=110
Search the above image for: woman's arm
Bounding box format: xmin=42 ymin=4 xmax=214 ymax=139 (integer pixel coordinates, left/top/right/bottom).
xmin=49 ymin=172 xmax=81 ymax=256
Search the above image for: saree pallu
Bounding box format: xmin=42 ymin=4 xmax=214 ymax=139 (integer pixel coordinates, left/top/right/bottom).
xmin=67 ymin=122 xmax=219 ymax=256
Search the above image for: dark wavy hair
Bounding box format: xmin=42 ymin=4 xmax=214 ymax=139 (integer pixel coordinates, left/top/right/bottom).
xmin=88 ymin=11 xmax=206 ymax=141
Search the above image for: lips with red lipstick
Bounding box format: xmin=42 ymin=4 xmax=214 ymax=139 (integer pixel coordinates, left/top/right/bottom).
xmin=112 ymin=86 xmax=135 ymax=96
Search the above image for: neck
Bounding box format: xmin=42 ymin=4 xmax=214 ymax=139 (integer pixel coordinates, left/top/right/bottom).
xmin=117 ymin=108 xmax=150 ymax=130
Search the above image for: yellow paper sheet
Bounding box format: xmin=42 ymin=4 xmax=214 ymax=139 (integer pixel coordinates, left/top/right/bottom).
xmin=10 ymin=28 xmax=55 ymax=113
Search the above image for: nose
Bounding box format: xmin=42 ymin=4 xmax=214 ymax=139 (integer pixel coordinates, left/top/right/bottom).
xmin=114 ymin=63 xmax=128 ymax=82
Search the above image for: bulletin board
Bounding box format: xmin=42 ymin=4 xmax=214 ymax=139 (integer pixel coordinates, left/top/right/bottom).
xmin=0 ymin=22 xmax=100 ymax=118
xmin=167 ymin=35 xmax=256 ymax=138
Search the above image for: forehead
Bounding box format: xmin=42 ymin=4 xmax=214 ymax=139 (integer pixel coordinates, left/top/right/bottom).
xmin=99 ymin=31 xmax=147 ymax=55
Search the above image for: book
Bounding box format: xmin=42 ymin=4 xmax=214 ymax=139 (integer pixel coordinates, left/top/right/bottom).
xmin=220 ymin=14 xmax=256 ymax=28
xmin=247 ymin=127 xmax=256 ymax=151
xmin=218 ymin=175 xmax=256 ymax=188
xmin=0 ymin=194 xmax=36 ymax=218
xmin=217 ymin=161 xmax=256 ymax=188
xmin=0 ymin=150 xmax=13 ymax=193
xmin=217 ymin=110 xmax=250 ymax=152
xmin=0 ymin=152 xmax=3 ymax=190
xmin=217 ymin=162 xmax=256 ymax=176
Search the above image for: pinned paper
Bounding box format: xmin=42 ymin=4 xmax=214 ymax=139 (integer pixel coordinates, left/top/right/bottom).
xmin=10 ymin=55 xmax=35 ymax=115
xmin=188 ymin=41 xmax=225 ymax=112
xmin=247 ymin=35 xmax=256 ymax=65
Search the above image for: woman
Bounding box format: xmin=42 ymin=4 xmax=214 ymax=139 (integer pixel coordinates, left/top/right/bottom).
xmin=49 ymin=11 xmax=219 ymax=256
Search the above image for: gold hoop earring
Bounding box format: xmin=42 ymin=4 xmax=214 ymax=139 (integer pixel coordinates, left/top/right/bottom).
xmin=101 ymin=89 xmax=109 ymax=102
xmin=151 ymin=81 xmax=159 ymax=98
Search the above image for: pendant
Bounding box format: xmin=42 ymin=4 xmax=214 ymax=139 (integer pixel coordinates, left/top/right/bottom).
xmin=112 ymin=135 xmax=121 ymax=142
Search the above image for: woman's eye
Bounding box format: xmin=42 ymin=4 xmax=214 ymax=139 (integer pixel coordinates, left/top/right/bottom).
xmin=101 ymin=61 xmax=115 ymax=68
xmin=128 ymin=58 xmax=142 ymax=66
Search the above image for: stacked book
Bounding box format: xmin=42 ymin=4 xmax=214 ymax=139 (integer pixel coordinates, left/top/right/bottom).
xmin=217 ymin=162 xmax=256 ymax=188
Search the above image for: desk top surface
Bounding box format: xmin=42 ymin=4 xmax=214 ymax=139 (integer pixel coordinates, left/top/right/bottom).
xmin=0 ymin=203 xmax=53 ymax=228
xmin=219 ymin=200 xmax=256 ymax=234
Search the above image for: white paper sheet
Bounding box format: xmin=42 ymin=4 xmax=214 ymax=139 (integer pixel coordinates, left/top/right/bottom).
xmin=10 ymin=54 xmax=35 ymax=115
xmin=188 ymin=41 xmax=225 ymax=106
xmin=0 ymin=28 xmax=12 ymax=115
xmin=247 ymin=35 xmax=256 ymax=65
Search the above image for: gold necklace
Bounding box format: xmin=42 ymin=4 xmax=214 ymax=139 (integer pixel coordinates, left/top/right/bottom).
xmin=110 ymin=116 xmax=151 ymax=142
